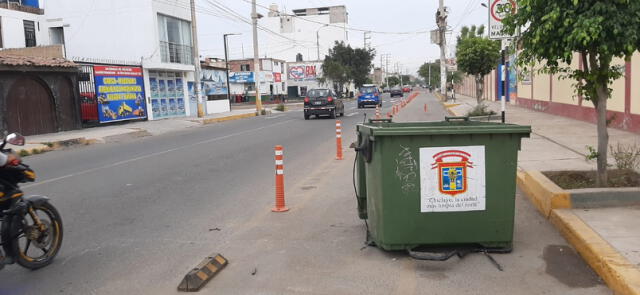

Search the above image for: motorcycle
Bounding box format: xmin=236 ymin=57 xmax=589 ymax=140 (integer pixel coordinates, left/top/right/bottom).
xmin=0 ymin=133 xmax=63 ymax=270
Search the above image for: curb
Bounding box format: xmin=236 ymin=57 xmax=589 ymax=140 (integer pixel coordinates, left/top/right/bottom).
xmin=201 ymin=112 xmax=257 ymax=125
xmin=18 ymin=137 xmax=90 ymax=157
xmin=516 ymin=170 xmax=571 ymax=217
xmin=518 ymin=171 xmax=640 ymax=294
xmin=550 ymin=210 xmax=640 ymax=295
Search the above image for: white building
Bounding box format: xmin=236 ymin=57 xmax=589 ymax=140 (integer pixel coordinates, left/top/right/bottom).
xmin=228 ymin=57 xmax=286 ymax=102
xmin=261 ymin=5 xmax=348 ymax=62
xmin=0 ymin=1 xmax=48 ymax=49
xmin=43 ymin=0 xmax=229 ymax=120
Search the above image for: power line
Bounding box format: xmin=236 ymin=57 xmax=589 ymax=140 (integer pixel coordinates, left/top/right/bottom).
xmin=243 ymin=0 xmax=434 ymax=35
xmin=203 ymin=0 xmax=316 ymax=48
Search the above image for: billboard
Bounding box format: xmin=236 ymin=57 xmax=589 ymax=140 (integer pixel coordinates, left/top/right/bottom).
xmin=94 ymin=66 xmax=147 ymax=123
xmin=201 ymin=69 xmax=228 ymax=95
xmin=288 ymin=63 xmax=320 ymax=81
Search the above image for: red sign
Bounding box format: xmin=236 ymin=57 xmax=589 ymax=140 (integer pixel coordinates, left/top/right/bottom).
xmin=490 ymin=0 xmax=516 ymax=22
xmin=93 ymin=66 xmax=143 ymax=77
xmin=274 ymin=72 xmax=282 ymax=82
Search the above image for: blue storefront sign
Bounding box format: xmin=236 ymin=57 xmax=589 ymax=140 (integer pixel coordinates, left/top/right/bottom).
xmin=94 ymin=65 xmax=147 ymax=123
xmin=229 ymin=71 xmax=254 ymax=83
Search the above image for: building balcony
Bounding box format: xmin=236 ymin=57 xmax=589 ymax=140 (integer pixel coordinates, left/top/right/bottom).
xmin=159 ymin=41 xmax=193 ymax=65
xmin=0 ymin=1 xmax=44 ymax=15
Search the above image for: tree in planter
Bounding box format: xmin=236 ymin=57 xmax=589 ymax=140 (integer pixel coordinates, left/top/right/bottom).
xmin=321 ymin=41 xmax=375 ymax=96
xmin=503 ymin=0 xmax=640 ymax=186
xmin=386 ymin=76 xmax=400 ymax=87
xmin=418 ymin=61 xmax=462 ymax=89
xmin=456 ymin=25 xmax=501 ymax=104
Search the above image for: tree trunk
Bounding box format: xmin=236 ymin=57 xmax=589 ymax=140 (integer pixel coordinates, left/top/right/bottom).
xmin=476 ymin=75 xmax=484 ymax=104
xmin=595 ymin=84 xmax=609 ymax=187
xmin=475 ymin=75 xmax=484 ymax=104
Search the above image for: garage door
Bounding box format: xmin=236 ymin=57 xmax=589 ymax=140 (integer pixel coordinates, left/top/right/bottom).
xmin=5 ymin=76 xmax=58 ymax=136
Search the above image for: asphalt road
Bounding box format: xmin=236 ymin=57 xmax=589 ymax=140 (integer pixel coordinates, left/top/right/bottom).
xmin=0 ymin=94 xmax=400 ymax=294
xmin=0 ymin=92 xmax=609 ymax=294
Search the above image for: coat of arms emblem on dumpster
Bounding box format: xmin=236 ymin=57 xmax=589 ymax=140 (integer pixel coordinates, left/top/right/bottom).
xmin=431 ymin=150 xmax=474 ymax=196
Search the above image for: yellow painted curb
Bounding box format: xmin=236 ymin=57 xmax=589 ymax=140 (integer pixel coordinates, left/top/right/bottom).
xmin=202 ymin=113 xmax=256 ymax=125
xmin=550 ymin=209 xmax=640 ymax=295
xmin=516 ymin=170 xmax=571 ymax=217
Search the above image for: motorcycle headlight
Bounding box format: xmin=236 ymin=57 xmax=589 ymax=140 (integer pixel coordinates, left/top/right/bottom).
xmin=24 ymin=170 xmax=36 ymax=181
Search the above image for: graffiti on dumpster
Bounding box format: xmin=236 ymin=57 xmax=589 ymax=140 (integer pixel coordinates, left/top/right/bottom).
xmin=395 ymin=145 xmax=418 ymax=195
xmin=419 ymin=146 xmax=486 ymax=212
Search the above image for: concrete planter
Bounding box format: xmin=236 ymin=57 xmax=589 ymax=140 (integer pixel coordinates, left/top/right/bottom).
xmin=517 ymin=170 xmax=640 ymax=217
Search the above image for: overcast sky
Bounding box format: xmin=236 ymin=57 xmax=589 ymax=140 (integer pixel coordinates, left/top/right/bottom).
xmin=196 ymin=0 xmax=488 ymax=75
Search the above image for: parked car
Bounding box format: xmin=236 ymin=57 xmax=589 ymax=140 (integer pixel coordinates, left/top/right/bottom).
xmin=303 ymin=88 xmax=344 ymax=120
xmin=357 ymin=85 xmax=381 ymax=108
xmin=402 ymin=86 xmax=411 ymax=93
xmin=390 ymin=86 xmax=403 ymax=97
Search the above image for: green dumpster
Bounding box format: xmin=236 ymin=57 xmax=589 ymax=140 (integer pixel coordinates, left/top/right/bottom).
xmin=355 ymin=118 xmax=531 ymax=252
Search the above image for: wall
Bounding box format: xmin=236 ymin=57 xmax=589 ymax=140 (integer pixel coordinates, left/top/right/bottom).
xmin=45 ymin=0 xmax=154 ymax=64
xmin=0 ymin=7 xmax=48 ymax=49
xmin=262 ymin=13 xmax=347 ymax=62
xmin=0 ymin=44 xmax=64 ymax=57
xmin=514 ymin=51 xmax=640 ymax=133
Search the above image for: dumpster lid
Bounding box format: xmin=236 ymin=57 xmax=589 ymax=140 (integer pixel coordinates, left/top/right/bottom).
xmin=358 ymin=121 xmax=532 ymax=137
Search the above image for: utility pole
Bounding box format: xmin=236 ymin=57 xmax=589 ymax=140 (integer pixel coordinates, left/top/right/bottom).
xmin=363 ymin=31 xmax=371 ymax=49
xmin=224 ymin=33 xmax=241 ymax=104
xmin=383 ymin=54 xmax=390 ymax=88
xmin=428 ymin=61 xmax=431 ymax=87
xmin=251 ymin=0 xmax=263 ymax=114
xmin=396 ymin=63 xmax=403 ymax=87
xmin=190 ymin=0 xmax=204 ymax=117
xmin=436 ymin=0 xmax=448 ymax=96
xmin=316 ymin=24 xmax=328 ymax=60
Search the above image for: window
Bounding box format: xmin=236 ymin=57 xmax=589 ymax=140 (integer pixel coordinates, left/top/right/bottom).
xmin=23 ymin=20 xmax=36 ymax=47
xmin=158 ymin=14 xmax=193 ymax=65
xmin=49 ymin=27 xmax=65 ymax=45
xmin=240 ymin=64 xmax=250 ymax=71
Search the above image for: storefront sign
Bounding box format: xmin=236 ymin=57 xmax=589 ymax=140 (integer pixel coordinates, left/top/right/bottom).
xmin=274 ymin=72 xmax=282 ymax=83
xmin=419 ymin=146 xmax=486 ymax=212
xmin=229 ymin=71 xmax=254 ymax=83
xmin=94 ymin=66 xmax=147 ymax=123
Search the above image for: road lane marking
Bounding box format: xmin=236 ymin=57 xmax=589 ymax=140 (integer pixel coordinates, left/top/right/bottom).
xmin=346 ymin=112 xmax=359 ymax=117
xmin=24 ymin=119 xmax=296 ymax=188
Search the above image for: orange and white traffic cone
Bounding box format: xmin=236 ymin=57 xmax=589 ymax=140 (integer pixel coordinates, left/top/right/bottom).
xmin=335 ymin=120 xmax=343 ymax=160
xmin=424 ymin=104 xmax=428 ymax=112
xmin=272 ymin=145 xmax=289 ymax=212
xmin=375 ymin=105 xmax=381 ymax=119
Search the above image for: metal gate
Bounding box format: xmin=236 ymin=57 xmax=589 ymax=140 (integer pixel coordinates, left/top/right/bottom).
xmin=78 ymin=64 xmax=99 ymax=123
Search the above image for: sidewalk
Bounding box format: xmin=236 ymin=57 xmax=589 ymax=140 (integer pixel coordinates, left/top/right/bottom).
xmin=443 ymin=93 xmax=640 ymax=295
xmin=9 ymin=108 xmax=262 ymax=155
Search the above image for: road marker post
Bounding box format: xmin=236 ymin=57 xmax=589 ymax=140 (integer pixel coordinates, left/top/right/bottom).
xmin=375 ymin=105 xmax=381 ymax=119
xmin=424 ymin=104 xmax=428 ymax=112
xmin=335 ymin=120 xmax=343 ymax=160
xmin=272 ymin=145 xmax=289 ymax=212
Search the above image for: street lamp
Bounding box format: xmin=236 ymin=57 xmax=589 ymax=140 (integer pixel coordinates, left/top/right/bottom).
xmin=224 ymin=33 xmax=241 ymax=104
xmin=316 ymin=24 xmax=329 ymax=60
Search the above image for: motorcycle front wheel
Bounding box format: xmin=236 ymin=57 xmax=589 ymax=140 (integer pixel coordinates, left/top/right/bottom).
xmin=9 ymin=201 xmax=63 ymax=270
